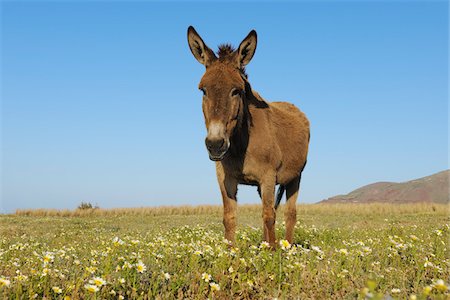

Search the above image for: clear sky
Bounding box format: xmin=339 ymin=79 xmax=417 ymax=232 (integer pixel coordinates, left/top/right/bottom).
xmin=1 ymin=1 xmax=448 ymax=213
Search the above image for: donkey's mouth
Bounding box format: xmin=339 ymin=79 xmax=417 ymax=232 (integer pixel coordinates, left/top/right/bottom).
xmin=208 ymin=151 xmax=227 ymax=161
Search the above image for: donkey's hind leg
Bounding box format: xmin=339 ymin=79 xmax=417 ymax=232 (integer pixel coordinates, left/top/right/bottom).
xmin=260 ymin=174 xmax=277 ymax=248
xmin=284 ymin=175 xmax=301 ymax=244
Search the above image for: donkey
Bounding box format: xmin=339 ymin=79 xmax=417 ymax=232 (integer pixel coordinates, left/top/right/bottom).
xmin=187 ymin=26 xmax=310 ymax=248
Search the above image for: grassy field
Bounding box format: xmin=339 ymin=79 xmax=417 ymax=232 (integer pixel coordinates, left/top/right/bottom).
xmin=1 ymin=203 xmax=449 ymax=299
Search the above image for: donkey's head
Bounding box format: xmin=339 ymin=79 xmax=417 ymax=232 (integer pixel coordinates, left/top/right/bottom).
xmin=187 ymin=26 xmax=257 ymax=161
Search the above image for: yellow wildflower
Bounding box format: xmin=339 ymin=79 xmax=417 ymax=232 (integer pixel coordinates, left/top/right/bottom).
xmin=210 ymin=282 xmax=220 ymax=291
xmin=339 ymin=248 xmax=348 ymax=255
xmin=260 ymin=241 xmax=270 ymax=249
xmin=279 ymin=239 xmax=291 ymax=250
xmin=112 ymin=237 xmax=124 ymax=246
xmin=43 ymin=252 xmax=54 ymax=263
xmin=201 ymin=273 xmax=211 ymax=282
xmin=84 ymin=284 xmax=99 ymax=293
xmin=0 ymin=277 xmax=11 ymax=287
xmin=136 ymin=261 xmax=146 ymax=273
xmin=423 ymin=286 xmax=432 ymax=296
xmin=90 ymin=276 xmax=106 ymax=287
xmin=434 ymin=279 xmax=448 ymax=292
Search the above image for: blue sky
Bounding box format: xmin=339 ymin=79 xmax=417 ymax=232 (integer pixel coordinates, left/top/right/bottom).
xmin=1 ymin=1 xmax=448 ymax=213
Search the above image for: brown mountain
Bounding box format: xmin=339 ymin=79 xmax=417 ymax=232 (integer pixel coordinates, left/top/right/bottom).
xmin=320 ymin=170 xmax=449 ymax=204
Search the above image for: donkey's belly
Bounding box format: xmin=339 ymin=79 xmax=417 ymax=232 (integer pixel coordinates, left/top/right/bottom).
xmin=237 ymin=176 xmax=259 ymax=186
xmin=276 ymin=168 xmax=302 ymax=186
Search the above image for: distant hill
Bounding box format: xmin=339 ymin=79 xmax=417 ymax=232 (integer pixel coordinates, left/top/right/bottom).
xmin=320 ymin=170 xmax=449 ymax=204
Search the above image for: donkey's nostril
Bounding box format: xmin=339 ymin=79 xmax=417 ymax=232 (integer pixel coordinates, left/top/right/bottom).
xmin=205 ymin=138 xmax=225 ymax=151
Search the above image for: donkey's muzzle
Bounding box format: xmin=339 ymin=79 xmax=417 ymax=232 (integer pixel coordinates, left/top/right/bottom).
xmin=205 ymin=137 xmax=228 ymax=161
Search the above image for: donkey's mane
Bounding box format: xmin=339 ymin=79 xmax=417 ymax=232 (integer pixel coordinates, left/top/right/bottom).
xmin=217 ymin=43 xmax=235 ymax=58
xmin=217 ymin=43 xmax=248 ymax=78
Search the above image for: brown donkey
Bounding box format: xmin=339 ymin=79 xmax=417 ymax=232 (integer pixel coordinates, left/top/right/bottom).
xmin=187 ymin=26 xmax=310 ymax=248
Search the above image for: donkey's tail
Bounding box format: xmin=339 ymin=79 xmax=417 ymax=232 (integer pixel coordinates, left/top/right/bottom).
xmin=275 ymin=185 xmax=285 ymax=210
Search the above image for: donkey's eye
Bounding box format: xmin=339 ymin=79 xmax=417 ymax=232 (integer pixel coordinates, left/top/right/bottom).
xmin=231 ymin=89 xmax=242 ymax=97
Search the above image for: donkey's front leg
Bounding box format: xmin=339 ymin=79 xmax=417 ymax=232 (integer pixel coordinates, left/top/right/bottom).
xmin=260 ymin=174 xmax=277 ymax=248
xmin=216 ymin=165 xmax=238 ymax=245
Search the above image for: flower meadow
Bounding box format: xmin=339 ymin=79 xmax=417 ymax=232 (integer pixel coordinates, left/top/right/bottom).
xmin=0 ymin=204 xmax=449 ymax=299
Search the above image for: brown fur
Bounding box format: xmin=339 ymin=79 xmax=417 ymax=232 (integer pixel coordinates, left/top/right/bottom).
xmin=187 ymin=26 xmax=310 ymax=247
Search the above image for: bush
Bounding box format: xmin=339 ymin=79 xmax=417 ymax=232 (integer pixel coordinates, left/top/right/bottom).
xmin=77 ymin=202 xmax=99 ymax=210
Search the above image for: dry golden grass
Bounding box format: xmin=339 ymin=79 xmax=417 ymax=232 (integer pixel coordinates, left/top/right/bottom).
xmin=14 ymin=202 xmax=449 ymax=217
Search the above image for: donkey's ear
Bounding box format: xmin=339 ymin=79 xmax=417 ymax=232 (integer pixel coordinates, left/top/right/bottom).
xmin=187 ymin=26 xmax=217 ymax=67
xmin=236 ymin=30 xmax=257 ymax=67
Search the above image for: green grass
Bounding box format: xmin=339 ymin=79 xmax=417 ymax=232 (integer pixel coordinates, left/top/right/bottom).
xmin=0 ymin=204 xmax=449 ymax=299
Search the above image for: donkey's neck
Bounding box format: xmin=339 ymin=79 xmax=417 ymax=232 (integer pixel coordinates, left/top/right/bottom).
xmin=227 ymin=79 xmax=269 ymax=160
xmin=227 ymin=83 xmax=252 ymax=159
xmin=228 ymin=98 xmax=250 ymax=159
